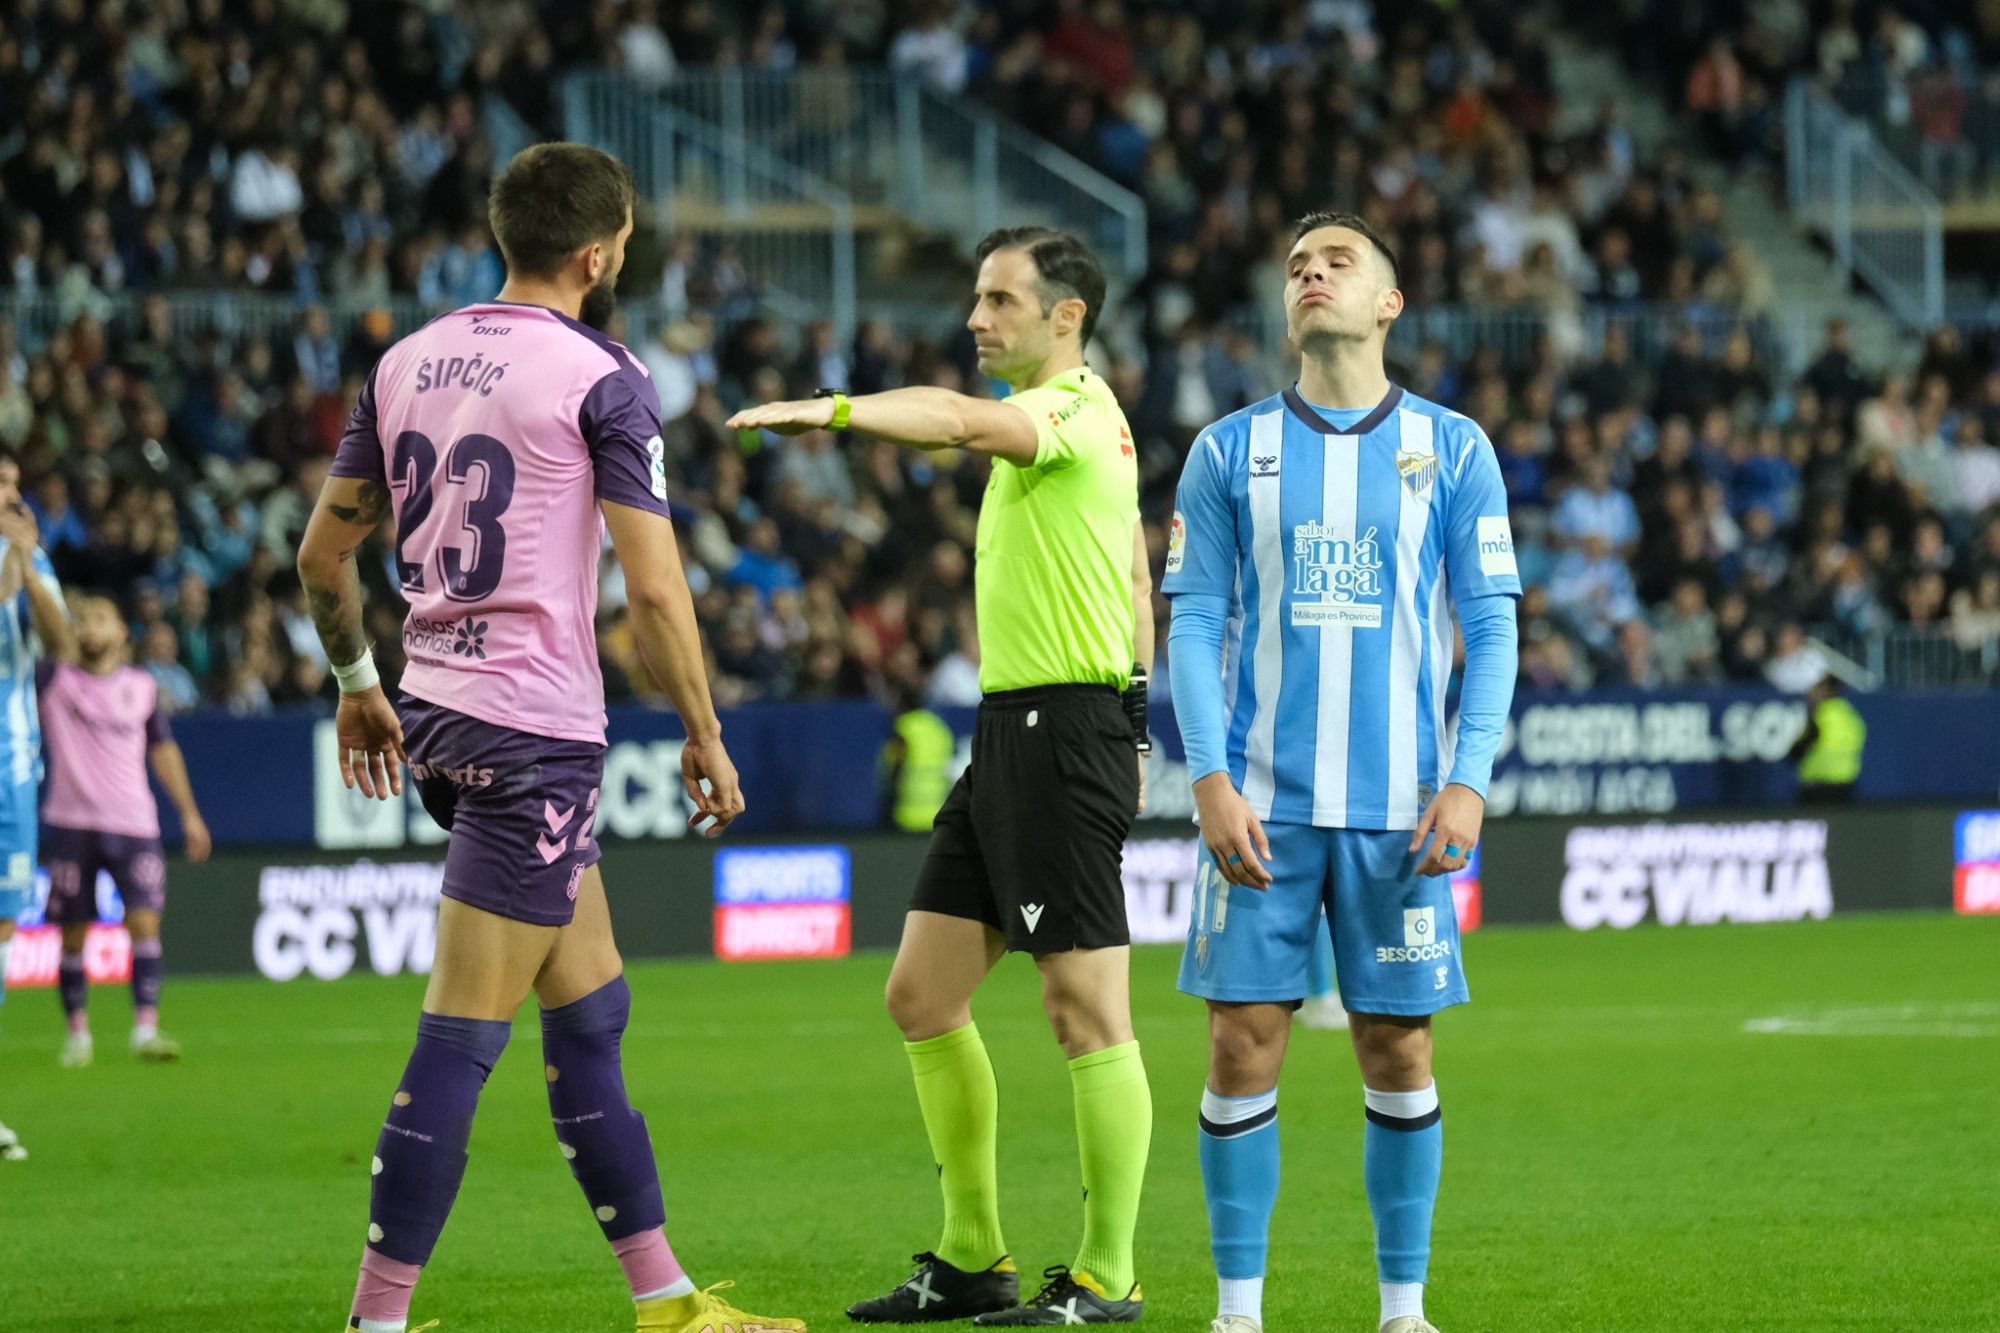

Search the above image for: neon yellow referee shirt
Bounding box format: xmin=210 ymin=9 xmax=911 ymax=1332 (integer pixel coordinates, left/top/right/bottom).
xmin=976 ymin=365 xmax=1140 ymax=694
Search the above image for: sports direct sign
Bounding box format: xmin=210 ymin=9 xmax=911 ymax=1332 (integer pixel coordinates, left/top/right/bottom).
xmin=4 ymin=924 xmax=130 ymax=987
xmin=1954 ymin=811 xmax=2000 ymax=915
xmin=2 ymin=865 xmax=133 ymax=987
xmin=712 ymin=846 xmax=852 ymax=961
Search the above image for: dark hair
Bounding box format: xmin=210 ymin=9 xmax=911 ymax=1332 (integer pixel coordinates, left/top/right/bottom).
xmin=1289 ymin=210 xmax=1400 ymax=286
xmin=974 ymin=226 xmax=1107 ymax=346
xmin=487 ymin=142 xmax=636 ymax=279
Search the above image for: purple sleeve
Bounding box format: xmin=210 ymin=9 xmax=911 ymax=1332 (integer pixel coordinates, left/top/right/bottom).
xmin=580 ymin=365 xmax=672 ymax=518
xmin=329 ymin=367 xmax=387 ymax=483
xmin=146 ymin=699 xmax=171 ymax=746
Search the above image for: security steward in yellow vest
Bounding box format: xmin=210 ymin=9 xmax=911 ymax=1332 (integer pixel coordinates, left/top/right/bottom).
xmin=883 ymin=695 xmax=958 ymax=832
xmin=1787 ymin=674 xmax=1866 ymax=804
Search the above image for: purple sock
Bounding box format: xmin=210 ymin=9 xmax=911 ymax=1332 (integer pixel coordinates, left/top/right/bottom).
xmin=364 ymin=1012 xmax=511 ymax=1267
xmin=541 ymin=975 xmax=668 ymax=1244
xmin=58 ymin=953 xmax=87 ymax=1023
xmin=131 ymin=937 xmax=163 ymax=1014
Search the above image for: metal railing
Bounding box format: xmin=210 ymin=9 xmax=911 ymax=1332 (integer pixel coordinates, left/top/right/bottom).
xmin=1811 ymin=622 xmax=2000 ymax=689
xmin=1785 ymin=79 xmax=1945 ymax=333
xmin=0 ymin=290 xmax=439 ymax=351
xmin=650 ymin=68 xmax=1148 ymax=284
xmin=1820 ymin=68 xmax=2000 ymax=206
xmin=563 ymin=71 xmax=857 ymax=343
xmin=481 ymin=92 xmax=537 ymax=168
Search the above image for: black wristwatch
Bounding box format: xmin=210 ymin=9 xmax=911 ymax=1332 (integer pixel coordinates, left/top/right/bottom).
xmin=812 ymin=387 xmax=852 ymax=430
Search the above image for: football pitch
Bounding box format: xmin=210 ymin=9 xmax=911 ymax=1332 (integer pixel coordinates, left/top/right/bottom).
xmin=3 ymin=912 xmax=1996 ymax=1332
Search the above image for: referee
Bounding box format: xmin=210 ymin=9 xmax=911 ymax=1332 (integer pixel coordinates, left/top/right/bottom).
xmin=728 ymin=227 xmax=1154 ymax=1327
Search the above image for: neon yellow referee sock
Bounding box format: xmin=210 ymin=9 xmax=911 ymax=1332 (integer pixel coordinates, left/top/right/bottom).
xmin=1069 ymin=1040 xmax=1152 ymax=1296
xmin=905 ymin=1023 xmax=1007 ymax=1272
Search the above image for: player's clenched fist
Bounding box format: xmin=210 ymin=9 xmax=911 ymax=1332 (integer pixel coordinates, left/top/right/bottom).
xmin=1193 ymin=770 xmax=1273 ymax=889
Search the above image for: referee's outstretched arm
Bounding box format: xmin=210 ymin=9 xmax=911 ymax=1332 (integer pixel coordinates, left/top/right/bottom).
xmin=727 ymin=387 xmax=1041 ymax=467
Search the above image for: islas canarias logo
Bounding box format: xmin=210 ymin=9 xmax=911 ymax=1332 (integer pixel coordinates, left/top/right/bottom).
xmin=1291 ymin=522 xmax=1384 ymax=627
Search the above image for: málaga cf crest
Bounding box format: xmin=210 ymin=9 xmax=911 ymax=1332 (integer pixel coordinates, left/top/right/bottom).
xmin=1395 ymin=448 xmax=1437 ymax=496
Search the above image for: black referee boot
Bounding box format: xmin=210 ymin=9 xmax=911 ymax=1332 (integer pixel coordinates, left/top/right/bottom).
xmin=973 ymin=1266 xmax=1143 ymax=1325
xmin=848 ymin=1252 xmax=1021 ymax=1323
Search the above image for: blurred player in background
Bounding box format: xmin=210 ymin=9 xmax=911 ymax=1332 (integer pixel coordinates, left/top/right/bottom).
xmin=299 ymin=142 xmax=800 ymax=1333
xmin=0 ymin=451 xmax=71 ymax=1159
xmin=730 ymin=228 xmax=1154 ymax=1326
xmin=40 ymin=595 xmax=211 ymax=1067
xmin=1164 ymin=212 xmax=1520 ymax=1333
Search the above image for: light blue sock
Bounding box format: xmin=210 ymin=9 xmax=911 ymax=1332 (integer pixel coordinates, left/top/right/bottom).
xmin=1198 ymin=1087 xmax=1280 ymax=1318
xmin=1306 ymin=918 xmax=1335 ymax=999
xmin=1363 ymin=1083 xmax=1442 ymax=1286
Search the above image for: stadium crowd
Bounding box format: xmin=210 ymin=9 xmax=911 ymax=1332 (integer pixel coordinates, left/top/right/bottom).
xmin=1573 ymin=0 xmax=2000 ymax=204
xmin=2 ymin=0 xmax=1998 ymax=722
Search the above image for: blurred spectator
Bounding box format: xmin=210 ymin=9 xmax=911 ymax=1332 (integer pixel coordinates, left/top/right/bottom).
xmin=141 ymin=623 xmax=201 ymax=714
xmin=1651 ymin=579 xmax=1723 ymax=684
xmin=1765 ymin=622 xmax=1830 ymax=693
xmin=1552 ymin=456 xmax=1641 ymax=558
xmin=1549 ymin=533 xmax=1642 ymax=655
xmin=890 ymin=2 xmax=967 ymax=93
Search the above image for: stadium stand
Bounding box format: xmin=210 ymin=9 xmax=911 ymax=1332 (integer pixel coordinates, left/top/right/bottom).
xmin=1 ymin=0 xmax=1997 ymax=721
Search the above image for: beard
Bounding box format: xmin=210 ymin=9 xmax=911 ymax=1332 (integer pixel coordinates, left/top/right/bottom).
xmin=578 ymin=278 xmax=618 ymax=332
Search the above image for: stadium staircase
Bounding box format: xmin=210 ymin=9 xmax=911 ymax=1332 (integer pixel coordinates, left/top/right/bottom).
xmin=563 ymin=68 xmax=1146 ymax=344
xmin=1546 ymin=30 xmax=1918 ymax=370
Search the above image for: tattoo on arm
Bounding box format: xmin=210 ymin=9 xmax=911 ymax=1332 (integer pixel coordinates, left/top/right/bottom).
xmin=306 ymin=569 xmax=367 ymax=668
xmin=327 ymin=481 xmax=392 ymax=529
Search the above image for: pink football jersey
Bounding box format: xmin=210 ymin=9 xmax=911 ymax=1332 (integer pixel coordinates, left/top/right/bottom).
xmin=331 ymin=302 xmax=672 ymax=744
xmin=38 ymin=661 xmax=171 ymax=838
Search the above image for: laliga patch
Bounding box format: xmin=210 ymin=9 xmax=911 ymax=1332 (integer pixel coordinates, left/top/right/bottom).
xmin=647 ymin=434 xmax=668 ymax=500
xmin=1476 ymin=515 xmax=1517 ymax=576
xmin=1166 ymin=511 xmax=1187 ymax=574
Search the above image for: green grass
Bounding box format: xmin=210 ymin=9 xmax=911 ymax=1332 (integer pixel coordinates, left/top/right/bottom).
xmin=3 ymin=914 xmax=1998 ymax=1331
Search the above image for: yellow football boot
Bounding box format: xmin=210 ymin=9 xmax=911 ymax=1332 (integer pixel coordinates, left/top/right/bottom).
xmin=637 ymin=1280 xmax=806 ymax=1333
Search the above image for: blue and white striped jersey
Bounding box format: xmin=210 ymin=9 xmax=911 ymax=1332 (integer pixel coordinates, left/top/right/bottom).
xmin=1162 ymin=385 xmax=1521 ymax=830
xmin=0 ymin=540 xmax=61 ymax=791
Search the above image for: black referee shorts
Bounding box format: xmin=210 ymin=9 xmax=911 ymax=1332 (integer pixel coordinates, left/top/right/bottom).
xmin=911 ymin=684 xmax=1139 ymax=955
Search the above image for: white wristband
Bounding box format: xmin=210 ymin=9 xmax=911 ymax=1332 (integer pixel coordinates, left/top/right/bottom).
xmin=330 ymin=647 xmax=379 ymax=695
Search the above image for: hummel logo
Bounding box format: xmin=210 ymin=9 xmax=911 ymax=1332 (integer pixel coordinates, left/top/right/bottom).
xmin=1020 ymin=903 xmax=1046 ymax=933
xmin=905 ymin=1272 xmax=941 ymax=1308
xmin=1251 ymin=454 xmax=1279 ymax=477
xmin=537 ymin=800 xmax=575 ymax=864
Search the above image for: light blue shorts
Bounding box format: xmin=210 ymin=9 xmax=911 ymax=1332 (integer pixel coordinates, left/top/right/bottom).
xmin=0 ymin=775 xmax=37 ymax=922
xmin=1177 ymin=823 xmax=1470 ymax=1017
